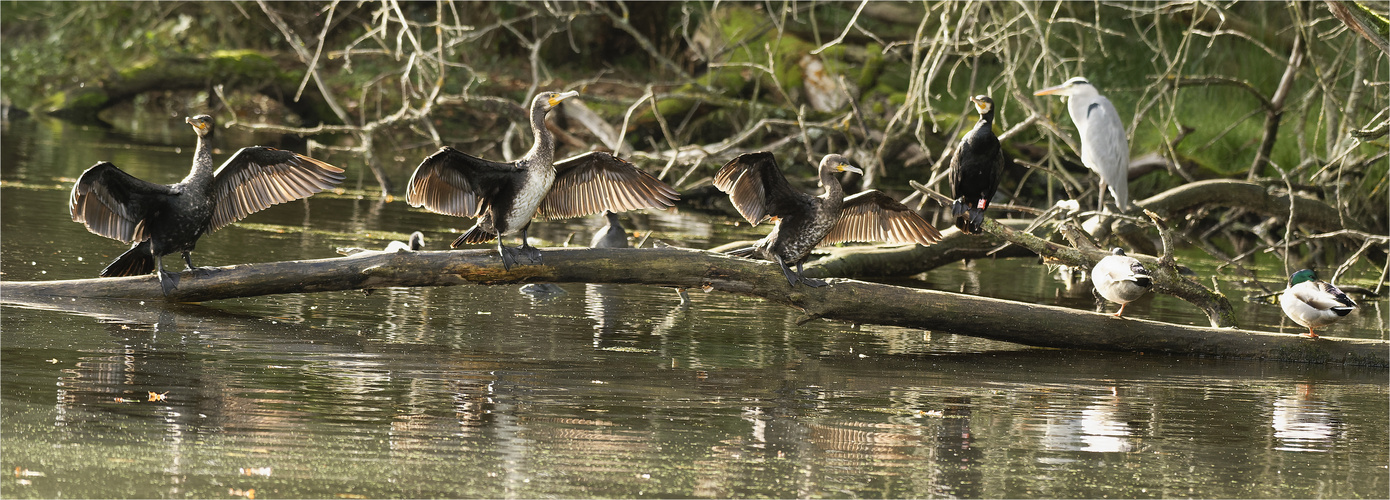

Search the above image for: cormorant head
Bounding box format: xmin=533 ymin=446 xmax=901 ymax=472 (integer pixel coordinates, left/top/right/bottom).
xmin=186 ymin=114 xmax=214 ymax=137
xmin=1033 ymin=77 xmax=1096 ymax=98
xmin=535 ymin=90 xmax=580 ymax=112
xmin=819 ymin=154 xmax=863 ymax=185
xmin=970 ymin=95 xmax=995 ymax=116
xmin=1289 ymin=269 xmax=1318 ymax=286
xmin=1110 ymin=247 xmax=1126 ymax=256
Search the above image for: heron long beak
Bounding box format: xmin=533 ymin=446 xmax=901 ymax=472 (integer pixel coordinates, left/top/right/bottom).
xmin=549 ymin=90 xmax=580 ymax=107
xmin=1033 ymin=84 xmax=1068 ymax=96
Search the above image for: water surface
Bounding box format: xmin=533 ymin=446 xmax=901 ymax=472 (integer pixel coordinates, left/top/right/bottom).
xmin=2 ymin=116 xmax=1386 ymax=498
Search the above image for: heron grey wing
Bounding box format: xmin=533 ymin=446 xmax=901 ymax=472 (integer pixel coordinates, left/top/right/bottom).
xmin=536 ymin=152 xmax=679 ymax=220
xmin=69 ymin=161 xmax=176 ymax=243
xmin=405 ymin=147 xmax=519 ymax=218
xmin=822 ymin=190 xmax=942 ymax=246
xmin=1075 ymin=96 xmax=1130 ymax=208
xmin=206 ymin=147 xmax=346 ymax=232
xmin=712 ymin=152 xmax=809 ymax=225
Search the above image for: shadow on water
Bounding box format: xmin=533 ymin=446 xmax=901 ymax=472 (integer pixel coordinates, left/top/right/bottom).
xmin=3 ymin=115 xmax=1388 ymax=498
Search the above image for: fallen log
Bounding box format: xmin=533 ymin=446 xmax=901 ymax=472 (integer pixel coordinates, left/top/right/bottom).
xmin=2 ymin=247 xmax=1384 ymax=366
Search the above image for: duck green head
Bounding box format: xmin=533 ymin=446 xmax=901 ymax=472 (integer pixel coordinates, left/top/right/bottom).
xmin=1289 ymin=269 xmax=1318 ymax=286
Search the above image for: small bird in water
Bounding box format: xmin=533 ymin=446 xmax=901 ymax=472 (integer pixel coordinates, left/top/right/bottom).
xmin=1034 ymin=77 xmax=1130 ymax=212
xmin=590 ymin=211 xmax=629 ymax=249
xmin=336 ymin=231 xmax=425 ymax=256
xmin=70 ymin=114 xmax=345 ymax=295
xmin=715 ymin=152 xmax=942 ymax=287
xmin=1091 ymin=248 xmax=1152 ymax=317
xmin=406 ymin=91 xmax=679 ymax=270
xmin=384 ymin=231 xmax=426 ymax=252
xmin=1280 ymin=269 xmax=1356 ymax=338
xmin=949 ymin=95 xmax=1005 ymax=234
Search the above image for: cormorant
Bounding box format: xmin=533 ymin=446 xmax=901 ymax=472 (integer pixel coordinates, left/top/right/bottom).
xmin=1091 ymin=248 xmax=1152 ymax=317
xmin=406 ymin=91 xmax=679 ymax=270
xmin=1034 ymin=77 xmax=1131 ymax=211
xmin=70 ymin=114 xmax=346 ymax=294
xmin=715 ymin=152 xmax=942 ymax=287
xmin=1281 ymin=269 xmax=1356 ymax=338
xmin=949 ymin=95 xmax=1005 ymax=234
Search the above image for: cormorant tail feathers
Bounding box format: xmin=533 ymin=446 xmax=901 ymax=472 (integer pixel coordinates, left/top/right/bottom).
xmin=453 ymin=225 xmax=498 ymax=247
xmin=100 ymin=241 xmax=155 ymax=277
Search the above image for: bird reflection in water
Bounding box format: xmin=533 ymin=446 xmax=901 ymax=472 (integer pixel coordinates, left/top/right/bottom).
xmin=1272 ymin=383 xmax=1342 ymax=452
xmin=1040 ymin=388 xmax=1138 ymax=453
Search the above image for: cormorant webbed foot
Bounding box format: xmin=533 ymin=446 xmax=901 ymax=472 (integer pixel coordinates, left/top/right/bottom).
xmin=795 ymin=261 xmax=828 ymax=288
xmin=518 ymin=243 xmax=544 ymax=266
xmin=497 ymin=242 xmax=521 ymax=271
xmin=775 ymin=256 xmax=801 ymax=287
xmin=969 ymin=208 xmax=987 ymax=234
xmin=158 ymin=269 xmax=180 ymax=296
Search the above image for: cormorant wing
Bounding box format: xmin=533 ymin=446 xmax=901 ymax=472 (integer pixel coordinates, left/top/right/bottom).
xmin=712 ymin=152 xmax=810 ymax=225
xmin=537 ymin=152 xmax=680 ymax=220
xmin=406 ymin=146 xmax=520 ymax=218
xmin=70 ymin=161 xmax=177 ymax=244
xmin=823 ymin=190 xmax=942 ymax=246
xmin=206 ymin=147 xmax=346 ymax=232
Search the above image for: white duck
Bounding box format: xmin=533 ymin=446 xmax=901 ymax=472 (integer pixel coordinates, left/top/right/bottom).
xmin=1280 ymin=269 xmax=1356 ymax=338
xmin=1091 ymin=248 xmax=1152 ymax=317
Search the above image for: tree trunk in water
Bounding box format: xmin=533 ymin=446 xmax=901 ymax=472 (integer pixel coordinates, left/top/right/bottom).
xmin=3 ymin=247 xmax=1384 ymax=366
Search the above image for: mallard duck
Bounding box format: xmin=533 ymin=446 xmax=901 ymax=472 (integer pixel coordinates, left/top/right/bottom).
xmin=1091 ymin=248 xmax=1152 ymax=317
xmin=1280 ymin=269 xmax=1356 ymax=338
xmin=949 ymin=95 xmax=1005 ymax=234
xmin=405 ymin=91 xmax=679 ymax=270
xmin=715 ymin=152 xmax=942 ymax=287
xmin=70 ymin=114 xmax=345 ymax=294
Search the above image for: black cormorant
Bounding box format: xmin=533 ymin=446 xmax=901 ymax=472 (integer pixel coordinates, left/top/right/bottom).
xmin=406 ymin=91 xmax=679 ymax=270
xmin=715 ymin=152 xmax=943 ymax=287
xmin=949 ymin=95 xmax=1005 ymax=234
xmin=70 ymin=114 xmax=346 ymax=294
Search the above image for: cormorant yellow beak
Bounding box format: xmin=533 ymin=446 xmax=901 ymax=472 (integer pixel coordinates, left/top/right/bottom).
xmin=185 ymin=117 xmax=206 ymax=131
xmin=837 ymin=164 xmax=863 ymax=175
xmin=548 ymin=90 xmax=580 ymax=107
xmin=971 ymin=96 xmax=991 ymax=114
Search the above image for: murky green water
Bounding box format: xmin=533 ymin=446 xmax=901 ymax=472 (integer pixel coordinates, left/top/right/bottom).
xmin=3 ymin=116 xmax=1387 ymax=498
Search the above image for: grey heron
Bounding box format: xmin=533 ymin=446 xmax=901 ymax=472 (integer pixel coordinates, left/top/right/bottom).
xmin=1034 ymin=77 xmax=1130 ymax=211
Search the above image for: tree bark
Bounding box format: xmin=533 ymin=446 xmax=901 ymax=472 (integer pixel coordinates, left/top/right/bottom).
xmin=2 ymin=248 xmax=1384 ymax=366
